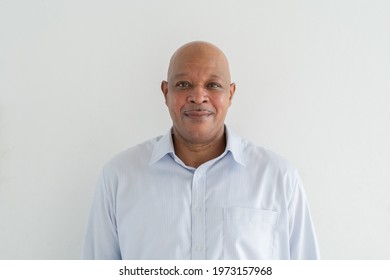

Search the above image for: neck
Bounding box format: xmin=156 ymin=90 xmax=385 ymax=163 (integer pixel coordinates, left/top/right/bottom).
xmin=172 ymin=128 xmax=226 ymax=168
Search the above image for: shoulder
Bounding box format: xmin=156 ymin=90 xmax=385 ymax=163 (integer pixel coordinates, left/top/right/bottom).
xmin=240 ymin=138 xmax=302 ymax=197
xmin=242 ymin=139 xmax=296 ymax=171
xmin=102 ymin=135 xmax=163 ymax=174
xmin=227 ymin=127 xmax=296 ymax=174
xmin=239 ymin=137 xmax=301 ymax=194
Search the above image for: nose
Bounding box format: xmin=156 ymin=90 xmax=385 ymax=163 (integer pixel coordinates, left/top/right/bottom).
xmin=187 ymin=85 xmax=209 ymax=104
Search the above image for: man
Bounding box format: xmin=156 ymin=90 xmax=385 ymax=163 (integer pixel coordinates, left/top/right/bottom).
xmin=82 ymin=41 xmax=320 ymax=259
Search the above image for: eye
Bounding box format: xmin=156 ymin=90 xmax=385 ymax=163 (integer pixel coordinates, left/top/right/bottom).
xmin=207 ymin=82 xmax=222 ymax=89
xmin=176 ymin=81 xmax=191 ymax=88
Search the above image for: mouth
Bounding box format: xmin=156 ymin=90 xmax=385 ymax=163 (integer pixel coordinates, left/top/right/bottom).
xmin=183 ymin=109 xmax=214 ymax=120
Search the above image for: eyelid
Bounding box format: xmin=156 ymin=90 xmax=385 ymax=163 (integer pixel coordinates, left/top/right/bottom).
xmin=208 ymin=82 xmax=222 ymax=88
xmin=175 ymin=81 xmax=191 ymax=87
xmin=174 ymin=81 xmax=223 ymax=89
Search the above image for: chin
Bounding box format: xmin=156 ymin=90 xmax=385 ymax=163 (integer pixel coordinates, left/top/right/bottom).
xmin=184 ymin=125 xmax=221 ymax=142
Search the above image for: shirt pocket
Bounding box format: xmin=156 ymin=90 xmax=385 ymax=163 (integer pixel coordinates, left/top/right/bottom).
xmin=223 ymin=207 xmax=279 ymax=259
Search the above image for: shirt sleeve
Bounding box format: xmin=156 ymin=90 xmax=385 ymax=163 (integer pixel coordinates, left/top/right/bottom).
xmin=81 ymin=168 xmax=122 ymax=259
xmin=288 ymin=175 xmax=320 ymax=259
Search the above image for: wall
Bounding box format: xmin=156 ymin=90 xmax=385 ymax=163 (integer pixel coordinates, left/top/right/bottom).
xmin=1 ymin=0 xmax=389 ymax=259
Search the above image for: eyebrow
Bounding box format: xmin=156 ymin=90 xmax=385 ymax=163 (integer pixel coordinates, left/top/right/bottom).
xmin=172 ymin=73 xmax=188 ymax=79
xmin=172 ymin=73 xmax=226 ymax=82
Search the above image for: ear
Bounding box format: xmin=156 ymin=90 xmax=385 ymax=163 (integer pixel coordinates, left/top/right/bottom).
xmin=161 ymin=81 xmax=169 ymax=104
xmin=229 ymin=83 xmax=236 ymax=105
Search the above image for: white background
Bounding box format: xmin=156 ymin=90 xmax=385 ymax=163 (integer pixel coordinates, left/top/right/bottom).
xmin=1 ymin=0 xmax=389 ymax=259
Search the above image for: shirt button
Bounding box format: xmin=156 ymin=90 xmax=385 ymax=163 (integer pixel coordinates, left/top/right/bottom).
xmin=195 ymin=206 xmax=202 ymax=213
xmin=196 ymin=245 xmax=203 ymax=252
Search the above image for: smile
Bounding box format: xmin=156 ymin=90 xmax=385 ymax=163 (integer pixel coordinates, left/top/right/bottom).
xmin=183 ymin=109 xmax=214 ymax=119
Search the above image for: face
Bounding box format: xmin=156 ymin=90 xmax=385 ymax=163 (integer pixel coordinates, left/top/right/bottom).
xmin=161 ymin=43 xmax=236 ymax=144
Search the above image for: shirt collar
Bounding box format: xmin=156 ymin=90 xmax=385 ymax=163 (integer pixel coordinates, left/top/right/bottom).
xmin=149 ymin=129 xmax=175 ymax=165
xmin=224 ymin=126 xmax=246 ymax=166
xmin=149 ymin=126 xmax=246 ymax=167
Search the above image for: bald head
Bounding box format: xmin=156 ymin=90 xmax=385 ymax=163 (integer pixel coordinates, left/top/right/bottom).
xmin=166 ymin=41 xmax=232 ymax=84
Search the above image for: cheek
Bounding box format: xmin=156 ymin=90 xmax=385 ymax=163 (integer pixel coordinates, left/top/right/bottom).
xmin=167 ymin=94 xmax=185 ymax=114
xmin=213 ymin=95 xmax=231 ymax=111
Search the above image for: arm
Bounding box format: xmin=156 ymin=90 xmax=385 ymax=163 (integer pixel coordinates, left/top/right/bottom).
xmin=81 ymin=169 xmax=121 ymax=259
xmin=288 ymin=176 xmax=320 ymax=259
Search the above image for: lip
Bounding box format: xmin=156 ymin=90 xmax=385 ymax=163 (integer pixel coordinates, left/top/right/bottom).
xmin=183 ymin=109 xmax=214 ymax=119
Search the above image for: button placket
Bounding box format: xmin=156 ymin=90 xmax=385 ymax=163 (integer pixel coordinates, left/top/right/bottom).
xmin=191 ymin=168 xmax=206 ymax=259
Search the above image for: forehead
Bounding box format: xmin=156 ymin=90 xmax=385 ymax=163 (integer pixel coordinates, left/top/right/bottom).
xmin=171 ymin=69 xmax=226 ymax=80
xmin=168 ymin=51 xmax=230 ymax=81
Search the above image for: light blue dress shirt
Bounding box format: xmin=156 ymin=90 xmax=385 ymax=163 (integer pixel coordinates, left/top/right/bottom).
xmin=82 ymin=127 xmax=320 ymax=259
